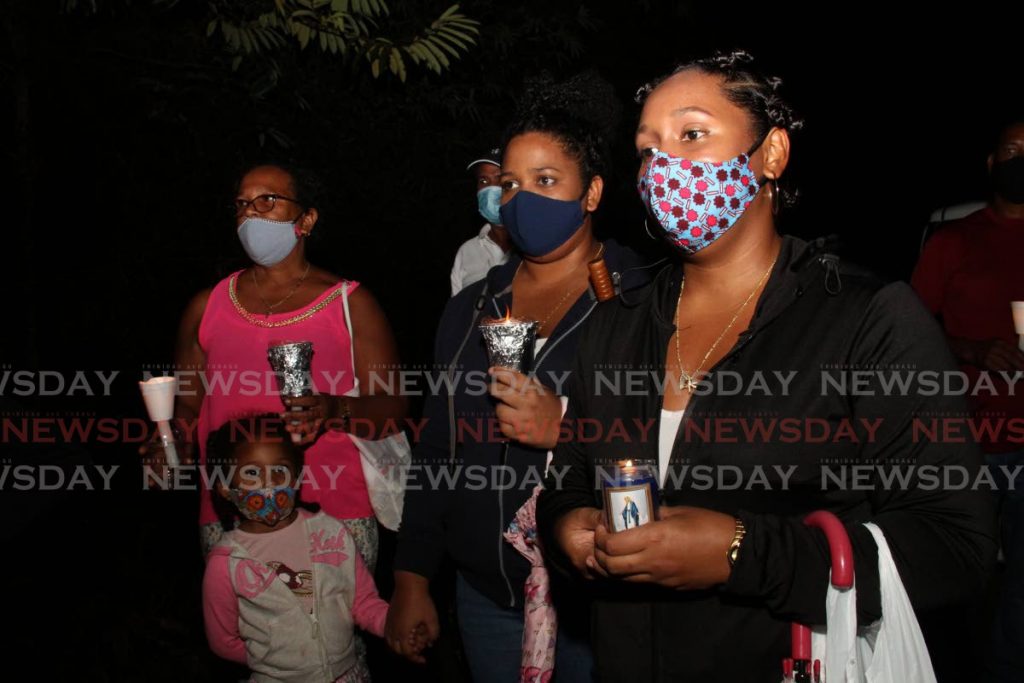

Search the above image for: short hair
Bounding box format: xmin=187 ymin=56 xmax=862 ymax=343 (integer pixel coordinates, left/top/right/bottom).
xmin=992 ymin=117 xmax=1024 ymax=152
xmin=206 ymin=413 xmax=303 ymax=471
xmin=235 ymin=161 xmax=324 ymax=211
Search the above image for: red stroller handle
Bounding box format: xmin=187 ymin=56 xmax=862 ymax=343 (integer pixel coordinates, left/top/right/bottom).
xmin=786 ymin=510 xmax=855 ymax=682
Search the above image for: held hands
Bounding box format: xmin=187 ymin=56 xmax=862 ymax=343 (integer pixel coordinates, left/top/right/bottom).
xmin=488 ymin=368 xmax=563 ymax=449
xmin=385 ymin=573 xmax=440 ymax=664
xmin=591 ymin=505 xmax=736 ymax=590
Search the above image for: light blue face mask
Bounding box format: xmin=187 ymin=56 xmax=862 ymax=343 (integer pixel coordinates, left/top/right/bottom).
xmin=237 ymin=217 xmax=299 ymax=266
xmin=476 ymin=185 xmax=503 ymax=225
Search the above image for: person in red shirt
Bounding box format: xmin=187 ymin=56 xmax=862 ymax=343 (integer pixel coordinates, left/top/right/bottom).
xmin=912 ymin=118 xmax=1024 ymax=683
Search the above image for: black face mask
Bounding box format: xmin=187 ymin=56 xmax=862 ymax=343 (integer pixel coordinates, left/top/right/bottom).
xmin=992 ymin=157 xmax=1024 ymax=204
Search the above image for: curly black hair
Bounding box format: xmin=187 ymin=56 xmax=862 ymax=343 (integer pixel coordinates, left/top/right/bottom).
xmin=636 ymin=50 xmax=803 ymax=207
xmin=206 ymin=412 xmax=303 ymax=471
xmin=503 ymin=71 xmax=621 ymax=188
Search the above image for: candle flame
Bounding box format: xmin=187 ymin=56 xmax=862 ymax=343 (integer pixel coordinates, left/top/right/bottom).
xmin=502 ymin=306 xmax=512 ymax=323
xmin=624 ymin=459 xmax=634 ymax=467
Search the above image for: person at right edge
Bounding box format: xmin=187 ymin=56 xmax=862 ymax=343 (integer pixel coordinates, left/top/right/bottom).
xmin=536 ymin=50 xmax=997 ymax=682
xmin=912 ymin=118 xmax=1024 ymax=683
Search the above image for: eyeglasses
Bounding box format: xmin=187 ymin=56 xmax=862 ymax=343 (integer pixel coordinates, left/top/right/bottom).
xmin=233 ymin=193 xmax=302 ymax=216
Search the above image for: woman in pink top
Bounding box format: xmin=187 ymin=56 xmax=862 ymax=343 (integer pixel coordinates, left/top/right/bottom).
xmin=164 ymin=163 xmax=407 ymax=562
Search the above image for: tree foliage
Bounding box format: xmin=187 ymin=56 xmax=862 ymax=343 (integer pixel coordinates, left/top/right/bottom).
xmin=61 ymin=0 xmax=480 ymax=81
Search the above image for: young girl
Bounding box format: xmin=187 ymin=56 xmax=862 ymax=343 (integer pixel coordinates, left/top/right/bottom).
xmin=202 ymin=414 xmax=415 ymax=682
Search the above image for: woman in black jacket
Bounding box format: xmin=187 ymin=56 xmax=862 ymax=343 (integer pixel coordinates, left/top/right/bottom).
xmin=387 ymin=74 xmax=647 ymax=681
xmin=537 ymin=50 xmax=997 ymax=682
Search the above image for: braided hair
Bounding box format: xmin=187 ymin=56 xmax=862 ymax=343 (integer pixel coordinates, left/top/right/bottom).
xmin=503 ymin=71 xmax=621 ymax=188
xmin=636 ymin=50 xmax=803 ymax=207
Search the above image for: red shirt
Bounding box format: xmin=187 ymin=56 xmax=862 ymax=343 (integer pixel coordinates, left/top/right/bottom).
xmin=912 ymin=207 xmax=1024 ymax=452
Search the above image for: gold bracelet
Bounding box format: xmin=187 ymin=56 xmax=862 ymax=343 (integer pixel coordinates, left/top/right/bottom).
xmin=727 ymin=517 xmax=746 ymax=567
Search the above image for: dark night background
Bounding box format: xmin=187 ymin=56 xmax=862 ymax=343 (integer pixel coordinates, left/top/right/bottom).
xmin=1 ymin=0 xmax=1021 ymax=679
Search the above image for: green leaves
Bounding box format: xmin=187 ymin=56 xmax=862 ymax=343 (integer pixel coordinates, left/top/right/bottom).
xmin=366 ymin=4 xmax=479 ymax=82
xmin=61 ymin=0 xmax=478 ymax=82
xmin=204 ymin=0 xmax=477 ymax=81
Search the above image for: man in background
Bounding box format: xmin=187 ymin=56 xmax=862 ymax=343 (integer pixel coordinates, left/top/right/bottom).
xmin=912 ymin=118 xmax=1024 ymax=683
xmin=450 ymin=149 xmax=511 ymax=295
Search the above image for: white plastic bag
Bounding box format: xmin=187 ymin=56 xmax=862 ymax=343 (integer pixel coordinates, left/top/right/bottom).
xmin=349 ymin=430 xmax=410 ymax=531
xmin=340 ymin=282 xmax=410 ymax=531
xmin=798 ymin=523 xmax=937 ymax=683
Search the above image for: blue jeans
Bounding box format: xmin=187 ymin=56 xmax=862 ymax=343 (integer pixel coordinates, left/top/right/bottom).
xmin=455 ymin=572 xmax=594 ymax=683
xmin=984 ymin=451 xmax=1024 ymax=683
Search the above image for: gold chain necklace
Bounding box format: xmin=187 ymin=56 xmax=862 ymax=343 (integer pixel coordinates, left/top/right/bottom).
xmin=514 ymin=243 xmax=604 ymax=336
xmin=674 ymin=258 xmax=776 ymax=392
xmin=250 ymin=262 xmax=311 ymax=317
xmin=228 ymin=274 xmax=346 ymax=328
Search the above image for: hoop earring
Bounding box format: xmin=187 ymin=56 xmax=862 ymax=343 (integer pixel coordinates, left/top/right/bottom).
xmin=769 ymin=179 xmax=781 ymax=217
xmin=644 ymin=218 xmax=661 ymax=241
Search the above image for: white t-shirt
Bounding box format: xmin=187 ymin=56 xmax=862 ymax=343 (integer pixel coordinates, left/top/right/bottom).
xmin=450 ymin=224 xmax=509 ymax=296
xmin=532 ymin=337 xmax=567 ymax=472
xmin=659 ymin=408 xmax=685 ymax=486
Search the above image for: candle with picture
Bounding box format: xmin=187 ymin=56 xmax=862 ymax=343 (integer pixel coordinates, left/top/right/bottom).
xmin=602 ymin=459 xmax=660 ymax=533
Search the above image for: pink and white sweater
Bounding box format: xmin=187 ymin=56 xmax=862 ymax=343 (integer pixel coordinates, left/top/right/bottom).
xmin=203 ymin=510 xmax=388 ymax=682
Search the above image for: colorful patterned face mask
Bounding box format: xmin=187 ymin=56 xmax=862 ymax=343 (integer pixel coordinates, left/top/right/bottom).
xmin=228 ymin=485 xmax=296 ymax=525
xmin=637 ymin=147 xmax=762 ymax=254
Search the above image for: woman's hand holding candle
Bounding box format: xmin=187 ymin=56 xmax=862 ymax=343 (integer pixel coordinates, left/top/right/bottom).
xmin=553 ymin=506 xmax=606 ymax=578
xmin=280 ymin=394 xmax=349 ymax=445
xmin=593 ymin=505 xmax=736 ymax=589
xmin=488 ymin=368 xmax=563 ymax=449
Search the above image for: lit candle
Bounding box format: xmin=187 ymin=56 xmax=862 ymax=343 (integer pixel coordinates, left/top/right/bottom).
xmin=479 ymin=310 xmax=539 ymax=373
xmin=602 ymin=459 xmax=660 ymax=532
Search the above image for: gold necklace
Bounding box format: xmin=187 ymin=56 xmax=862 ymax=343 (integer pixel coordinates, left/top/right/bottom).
xmin=674 ymin=258 xmax=776 ymax=392
xmin=515 ymin=243 xmax=604 ymax=336
xmin=250 ymin=262 xmax=311 ymax=317
xmin=228 ymin=274 xmax=345 ymax=328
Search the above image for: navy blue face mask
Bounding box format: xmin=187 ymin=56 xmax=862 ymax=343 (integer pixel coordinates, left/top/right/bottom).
xmin=499 ymin=190 xmax=586 ymax=257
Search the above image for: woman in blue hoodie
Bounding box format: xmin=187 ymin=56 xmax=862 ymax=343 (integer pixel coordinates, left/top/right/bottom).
xmin=386 ymin=73 xmax=647 ymax=682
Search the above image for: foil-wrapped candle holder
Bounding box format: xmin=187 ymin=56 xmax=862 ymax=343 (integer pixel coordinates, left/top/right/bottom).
xmin=479 ymin=314 xmax=539 ymax=373
xmin=602 ymin=459 xmax=659 ymax=532
xmin=267 ymin=341 xmax=315 ymax=398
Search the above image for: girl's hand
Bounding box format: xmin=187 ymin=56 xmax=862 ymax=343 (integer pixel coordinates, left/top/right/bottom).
xmin=593 ymin=505 xmax=737 ymax=589
xmin=488 ymin=368 xmax=563 ymax=449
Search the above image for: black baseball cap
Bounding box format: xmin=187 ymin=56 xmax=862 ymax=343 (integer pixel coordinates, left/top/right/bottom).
xmin=466 ymin=147 xmax=501 ymax=171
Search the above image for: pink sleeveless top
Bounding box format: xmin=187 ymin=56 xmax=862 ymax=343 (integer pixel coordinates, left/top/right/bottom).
xmin=196 ymin=272 xmax=373 ymax=525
